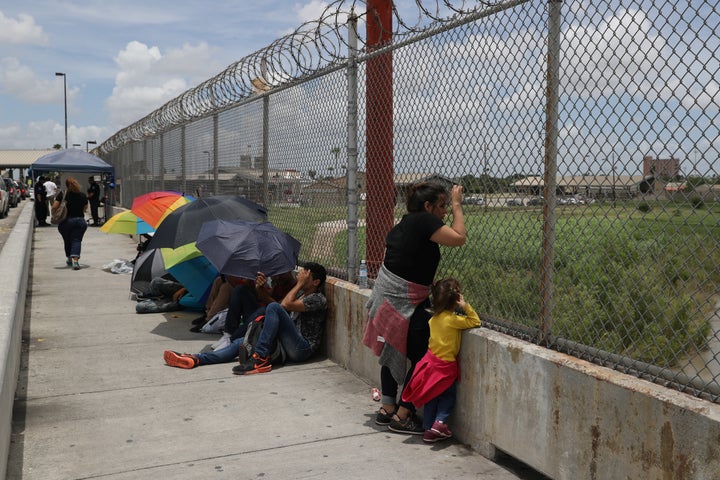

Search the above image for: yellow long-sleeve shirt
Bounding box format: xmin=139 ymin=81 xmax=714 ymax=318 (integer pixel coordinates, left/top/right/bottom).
xmin=428 ymin=304 xmax=481 ymax=362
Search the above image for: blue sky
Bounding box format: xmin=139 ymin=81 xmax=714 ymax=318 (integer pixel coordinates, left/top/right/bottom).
xmin=0 ymin=0 xmax=327 ymax=150
xmin=1 ymin=1 xmax=716 ymax=178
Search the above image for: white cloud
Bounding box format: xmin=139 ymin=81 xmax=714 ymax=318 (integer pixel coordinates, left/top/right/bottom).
xmin=295 ymin=1 xmax=329 ymax=23
xmin=0 ymin=11 xmax=48 ymax=45
xmin=106 ymin=40 xmax=223 ymax=127
xmin=0 ymin=57 xmax=78 ymax=104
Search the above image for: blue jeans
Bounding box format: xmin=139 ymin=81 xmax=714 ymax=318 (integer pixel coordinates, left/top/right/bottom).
xmin=225 ymin=285 xmax=263 ymax=341
xmin=254 ymin=303 xmax=313 ymax=362
xmin=196 ymin=337 xmax=244 ymax=365
xmin=422 ymin=382 xmax=457 ymax=430
xmin=58 ymin=216 xmax=87 ymax=258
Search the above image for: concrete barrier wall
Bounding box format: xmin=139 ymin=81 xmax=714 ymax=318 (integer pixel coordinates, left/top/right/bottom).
xmin=325 ymin=278 xmax=720 ymax=480
xmin=0 ymin=202 xmax=33 ymax=480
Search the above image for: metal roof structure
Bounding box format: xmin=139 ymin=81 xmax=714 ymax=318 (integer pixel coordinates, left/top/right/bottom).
xmin=0 ymin=149 xmax=55 ymax=169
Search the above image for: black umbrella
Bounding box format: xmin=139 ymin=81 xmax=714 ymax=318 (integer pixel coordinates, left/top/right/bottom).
xmin=145 ymin=195 xmax=267 ymax=250
xmin=130 ymin=248 xmax=167 ymax=295
xmin=196 ymin=220 xmax=301 ymax=280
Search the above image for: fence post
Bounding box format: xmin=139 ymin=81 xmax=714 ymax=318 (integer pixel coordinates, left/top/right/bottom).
xmin=262 ymin=96 xmax=269 ymax=207
xmin=181 ymin=125 xmax=187 ymax=195
xmin=365 ymin=0 xmax=394 ymax=278
xmin=159 ymin=134 xmax=165 ymax=191
xmin=540 ymin=0 xmax=562 ymax=345
xmin=213 ymin=113 xmax=219 ymax=195
xmin=347 ymin=12 xmax=359 ymax=282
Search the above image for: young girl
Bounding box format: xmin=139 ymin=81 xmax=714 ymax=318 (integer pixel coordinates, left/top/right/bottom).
xmin=400 ymin=277 xmax=481 ymax=443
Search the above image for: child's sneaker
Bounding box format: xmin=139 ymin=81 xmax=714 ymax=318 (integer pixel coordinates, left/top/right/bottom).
xmin=163 ymin=350 xmax=199 ymax=369
xmin=423 ymin=429 xmax=444 ymax=443
xmin=430 ymin=420 xmax=452 ymax=438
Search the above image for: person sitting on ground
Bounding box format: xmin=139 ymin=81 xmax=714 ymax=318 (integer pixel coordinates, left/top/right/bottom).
xmin=221 ymin=270 xmax=297 ymax=340
xmin=233 ymin=262 xmax=327 ymax=375
xmin=136 ymin=276 xmax=188 ymax=314
xmin=189 ymin=274 xmax=247 ymax=333
xmin=164 ymin=270 xmax=298 ymax=368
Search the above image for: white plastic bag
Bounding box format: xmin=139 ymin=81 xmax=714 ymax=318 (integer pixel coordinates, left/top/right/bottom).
xmin=201 ymin=309 xmax=228 ymax=333
xmin=102 ymin=258 xmax=134 ymax=274
xmin=211 ymin=332 xmax=232 ymax=350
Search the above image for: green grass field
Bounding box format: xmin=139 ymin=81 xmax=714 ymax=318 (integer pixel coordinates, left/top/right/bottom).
xmin=270 ymin=199 xmax=720 ymax=367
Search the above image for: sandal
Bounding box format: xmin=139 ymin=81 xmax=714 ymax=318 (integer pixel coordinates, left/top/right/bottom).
xmin=375 ymin=406 xmax=396 ymax=426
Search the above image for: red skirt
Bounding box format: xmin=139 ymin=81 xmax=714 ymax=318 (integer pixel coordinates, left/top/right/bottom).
xmin=401 ymin=349 xmax=458 ymax=407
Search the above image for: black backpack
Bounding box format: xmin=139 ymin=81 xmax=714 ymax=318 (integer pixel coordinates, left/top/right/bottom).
xmin=236 ymin=315 xmax=286 ymax=366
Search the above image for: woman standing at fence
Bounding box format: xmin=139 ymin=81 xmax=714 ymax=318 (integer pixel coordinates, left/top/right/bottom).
xmin=53 ymin=177 xmax=88 ymax=270
xmin=363 ymin=181 xmax=466 ymax=434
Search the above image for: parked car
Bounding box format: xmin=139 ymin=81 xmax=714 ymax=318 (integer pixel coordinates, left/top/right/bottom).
xmin=0 ymin=178 xmax=9 ymax=218
xmin=462 ymin=195 xmax=485 ymax=205
xmin=505 ymin=198 xmax=523 ymax=206
xmin=527 ymin=196 xmax=544 ymax=206
xmin=17 ymin=181 xmax=29 ymax=199
xmin=2 ymin=178 xmax=20 ymax=207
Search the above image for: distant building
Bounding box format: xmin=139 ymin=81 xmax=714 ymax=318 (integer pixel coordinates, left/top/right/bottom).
xmin=664 ymin=182 xmax=686 ymax=193
xmin=693 ymin=184 xmax=720 ymax=201
xmin=512 ymin=175 xmax=645 ymax=198
xmin=0 ymin=149 xmax=55 ymax=181
xmin=300 ymin=172 xmax=454 ymax=207
xmin=643 ymin=155 xmax=680 ymax=177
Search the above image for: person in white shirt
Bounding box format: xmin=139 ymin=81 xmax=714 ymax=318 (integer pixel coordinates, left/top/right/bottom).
xmin=43 ymin=178 xmax=58 ymax=214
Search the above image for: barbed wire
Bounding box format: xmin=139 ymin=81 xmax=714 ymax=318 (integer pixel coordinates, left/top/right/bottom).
xmin=98 ymin=0 xmax=507 ymax=155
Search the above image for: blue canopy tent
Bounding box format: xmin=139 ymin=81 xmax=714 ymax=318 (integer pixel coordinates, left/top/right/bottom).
xmin=31 ymin=149 xmax=115 ymax=176
xmin=31 ymin=149 xmax=116 ymax=224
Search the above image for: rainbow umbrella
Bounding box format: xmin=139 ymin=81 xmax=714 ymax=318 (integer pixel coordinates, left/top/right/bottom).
xmin=145 ymin=195 xmax=267 ymax=250
xmin=131 ymin=191 xmax=195 ymax=228
xmin=100 ymin=210 xmax=154 ymax=235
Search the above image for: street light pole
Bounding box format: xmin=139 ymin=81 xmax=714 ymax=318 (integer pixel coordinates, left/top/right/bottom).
xmin=55 ymin=72 xmax=68 ymax=149
xmin=86 ymin=140 xmax=97 ymax=152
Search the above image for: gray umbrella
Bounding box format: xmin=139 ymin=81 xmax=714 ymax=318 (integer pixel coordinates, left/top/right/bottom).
xmin=130 ymin=248 xmax=168 ymax=295
xmin=196 ymin=220 xmax=301 ymax=280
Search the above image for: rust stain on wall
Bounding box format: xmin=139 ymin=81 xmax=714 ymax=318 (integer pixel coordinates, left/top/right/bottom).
xmin=590 ymin=423 xmax=600 ymax=480
xmin=508 ymin=345 xmax=522 ymax=364
xmin=660 ymin=421 xmax=674 ymax=480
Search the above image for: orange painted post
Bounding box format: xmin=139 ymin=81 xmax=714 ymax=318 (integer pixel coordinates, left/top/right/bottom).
xmin=365 ymin=0 xmax=394 ymax=277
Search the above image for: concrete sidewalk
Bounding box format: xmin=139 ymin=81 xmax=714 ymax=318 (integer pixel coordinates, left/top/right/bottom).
xmin=8 ymin=206 xmax=534 ymax=479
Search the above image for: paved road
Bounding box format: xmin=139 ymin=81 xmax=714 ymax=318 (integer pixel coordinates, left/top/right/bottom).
xmin=0 ymin=198 xmax=29 ymax=249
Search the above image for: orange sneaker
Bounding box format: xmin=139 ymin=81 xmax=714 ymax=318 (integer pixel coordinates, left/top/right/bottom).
xmin=164 ymin=350 xmax=199 ymax=369
xmin=232 ymin=352 xmax=272 ymax=375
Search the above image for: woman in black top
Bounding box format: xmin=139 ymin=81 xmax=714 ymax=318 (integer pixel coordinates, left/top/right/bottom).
xmin=53 ymin=177 xmax=89 ymax=270
xmin=364 ymin=181 xmax=466 ymax=434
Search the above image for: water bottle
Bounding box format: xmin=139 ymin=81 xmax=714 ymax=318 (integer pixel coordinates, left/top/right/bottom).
xmin=358 ymin=259 xmax=368 ymax=288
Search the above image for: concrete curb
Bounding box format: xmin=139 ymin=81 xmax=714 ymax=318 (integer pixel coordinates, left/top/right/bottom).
xmin=0 ymin=201 xmax=33 ymax=480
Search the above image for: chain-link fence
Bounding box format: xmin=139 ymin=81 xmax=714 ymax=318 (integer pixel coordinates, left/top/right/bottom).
xmin=98 ymin=1 xmax=720 ymax=402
